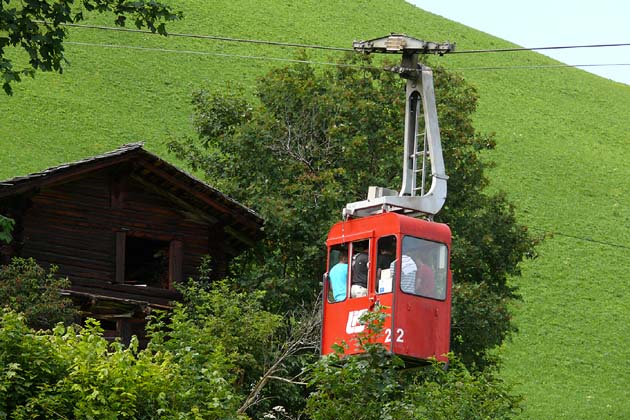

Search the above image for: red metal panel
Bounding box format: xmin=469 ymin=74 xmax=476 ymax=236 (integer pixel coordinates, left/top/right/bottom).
xmin=322 ymin=213 xmax=452 ymax=363
xmin=392 ymin=216 xmax=452 ymax=362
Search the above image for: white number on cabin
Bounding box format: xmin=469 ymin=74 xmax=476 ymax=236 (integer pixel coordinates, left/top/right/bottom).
xmin=384 ymin=328 xmax=405 ymax=343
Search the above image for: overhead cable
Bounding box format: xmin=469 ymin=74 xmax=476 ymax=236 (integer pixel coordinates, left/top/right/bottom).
xmin=41 ymin=21 xmax=353 ymax=52
xmin=453 ymin=43 xmax=630 ymax=54
xmin=65 ymin=41 xmax=630 ymax=73
xmin=64 ymin=41 xmax=373 ymax=68
xmin=43 ymin=21 xmax=630 ymax=56
xmin=451 ymin=63 xmax=630 ymax=71
xmin=530 ymin=227 xmax=630 ymax=250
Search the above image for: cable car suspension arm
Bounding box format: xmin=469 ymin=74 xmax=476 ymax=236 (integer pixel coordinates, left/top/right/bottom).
xmin=343 ymin=34 xmax=454 ymax=219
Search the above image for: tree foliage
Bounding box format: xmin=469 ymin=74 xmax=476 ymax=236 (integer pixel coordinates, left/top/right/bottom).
xmin=0 ymin=0 xmax=181 ymax=94
xmin=0 ymin=276 xmax=286 ymax=419
xmin=147 ymin=278 xmax=284 ymax=407
xmin=147 ymin=276 xmax=322 ymax=418
xmin=0 ymin=215 xmax=13 ymax=244
xmin=0 ymin=274 xmax=526 ymax=419
xmin=0 ymin=257 xmax=77 ymax=330
xmin=0 ymin=281 xmax=524 ymax=419
xmin=0 ymin=310 xmax=243 ymax=419
xmin=304 ymin=309 xmax=522 ymax=420
xmin=168 ymin=53 xmax=538 ymax=367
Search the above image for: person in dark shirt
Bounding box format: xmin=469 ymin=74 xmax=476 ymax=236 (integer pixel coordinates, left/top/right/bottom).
xmin=350 ymin=242 xmax=369 ymax=298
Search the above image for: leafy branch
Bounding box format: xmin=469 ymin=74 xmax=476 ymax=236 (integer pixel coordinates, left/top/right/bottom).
xmin=0 ymin=0 xmax=182 ymax=94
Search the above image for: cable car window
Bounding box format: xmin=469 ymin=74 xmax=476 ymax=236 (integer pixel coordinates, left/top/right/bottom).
xmin=327 ymin=245 xmax=349 ymax=303
xmin=376 ymin=236 xmax=396 ymax=294
xmin=350 ymin=239 xmax=370 ymax=298
xmin=396 ymin=236 xmax=448 ymax=300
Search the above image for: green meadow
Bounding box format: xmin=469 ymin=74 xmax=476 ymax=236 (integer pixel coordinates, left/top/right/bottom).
xmin=1 ymin=1 xmax=629 ymax=418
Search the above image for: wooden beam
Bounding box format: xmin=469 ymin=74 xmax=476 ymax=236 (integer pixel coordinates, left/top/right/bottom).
xmin=169 ymin=240 xmax=183 ymax=286
xmin=115 ymin=231 xmax=126 ymax=284
xmin=135 ymin=160 xmax=261 ymax=232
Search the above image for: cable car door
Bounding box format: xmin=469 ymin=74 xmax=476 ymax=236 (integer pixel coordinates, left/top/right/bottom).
xmin=391 ymin=235 xmax=451 ymax=362
xmin=322 ymin=233 xmax=395 ymax=356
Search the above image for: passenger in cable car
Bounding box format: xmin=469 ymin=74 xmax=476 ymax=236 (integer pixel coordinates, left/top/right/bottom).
xmin=350 ymin=240 xmax=369 ymax=298
xmin=329 ymin=251 xmax=348 ymax=302
xmin=414 ymin=253 xmax=436 ymax=296
xmin=392 ymin=240 xmax=419 ymax=294
xmin=377 ymin=236 xmax=396 ymax=271
xmin=376 ymin=236 xmax=396 ymax=294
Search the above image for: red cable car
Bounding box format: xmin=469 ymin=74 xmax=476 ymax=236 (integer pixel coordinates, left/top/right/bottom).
xmin=322 ymin=213 xmax=452 ymax=363
xmin=320 ymin=35 xmax=455 ymax=364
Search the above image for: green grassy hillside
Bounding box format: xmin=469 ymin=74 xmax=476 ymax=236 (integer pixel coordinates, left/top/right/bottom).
xmin=1 ymin=1 xmax=629 ymax=418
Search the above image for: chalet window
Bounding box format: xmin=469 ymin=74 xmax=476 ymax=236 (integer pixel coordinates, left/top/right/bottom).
xmin=115 ymin=231 xmax=183 ymax=288
xmin=99 ymin=319 xmax=118 ymax=337
xmin=125 ymin=236 xmax=169 ymax=287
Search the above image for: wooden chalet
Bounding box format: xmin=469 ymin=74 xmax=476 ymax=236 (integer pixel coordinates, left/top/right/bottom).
xmin=0 ymin=143 xmax=263 ymax=343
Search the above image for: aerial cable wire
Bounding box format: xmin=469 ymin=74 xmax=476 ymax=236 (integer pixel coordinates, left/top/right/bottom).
xmin=41 ymin=21 xmax=630 ymax=56
xmin=64 ymin=41 xmax=375 ymax=68
xmin=54 ymin=41 xmax=630 ymax=251
xmin=38 ymin=21 xmax=354 ymax=52
xmin=451 ymin=63 xmax=630 ymax=71
xmin=529 ymin=227 xmax=630 ymax=250
xmin=452 ymin=43 xmax=630 ymax=54
xmin=65 ymin=41 xmax=630 ymax=73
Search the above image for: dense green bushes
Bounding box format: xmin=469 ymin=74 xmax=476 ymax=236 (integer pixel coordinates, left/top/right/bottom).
xmin=0 ymin=257 xmax=77 ymax=330
xmin=0 ymin=310 xmax=243 ymax=419
xmin=0 ymin=259 xmax=524 ymax=418
xmin=0 ymin=296 xmax=523 ymax=419
xmin=0 ymin=277 xmax=281 ymax=419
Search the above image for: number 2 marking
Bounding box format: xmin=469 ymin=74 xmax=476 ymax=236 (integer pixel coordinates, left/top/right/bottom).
xmin=384 ymin=328 xmax=405 ymax=343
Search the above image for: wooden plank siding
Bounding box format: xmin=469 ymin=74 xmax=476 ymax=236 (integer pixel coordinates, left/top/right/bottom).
xmin=1 ymin=144 xmax=263 ymax=345
xmin=19 ymin=169 xmax=220 ymax=303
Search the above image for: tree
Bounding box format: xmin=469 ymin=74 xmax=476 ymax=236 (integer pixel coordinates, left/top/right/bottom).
xmin=0 ymin=257 xmax=77 ymax=330
xmin=0 ymin=214 xmax=13 ymax=244
xmin=0 ymin=274 xmax=314 ymax=419
xmin=168 ymin=53 xmax=538 ymax=368
xmin=304 ymin=309 xmax=522 ymax=420
xmin=0 ymin=0 xmax=181 ymax=94
xmin=0 ymin=310 xmax=244 ymax=419
xmin=146 ymin=276 xmax=319 ymax=418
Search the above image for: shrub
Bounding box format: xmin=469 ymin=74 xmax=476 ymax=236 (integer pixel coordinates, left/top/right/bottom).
xmin=0 ymin=257 xmax=77 ymax=330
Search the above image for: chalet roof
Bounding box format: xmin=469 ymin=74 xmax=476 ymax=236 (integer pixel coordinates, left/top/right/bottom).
xmin=0 ymin=143 xmax=263 ymax=249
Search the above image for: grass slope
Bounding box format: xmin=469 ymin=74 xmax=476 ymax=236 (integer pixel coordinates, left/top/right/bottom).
xmin=1 ymin=1 xmax=629 ymax=418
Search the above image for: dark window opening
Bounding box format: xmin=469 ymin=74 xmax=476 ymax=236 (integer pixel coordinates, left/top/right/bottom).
xmin=125 ymin=236 xmax=170 ymax=288
xmin=376 ymin=236 xmax=396 ymax=294
xmin=350 ymin=239 xmax=370 ymax=298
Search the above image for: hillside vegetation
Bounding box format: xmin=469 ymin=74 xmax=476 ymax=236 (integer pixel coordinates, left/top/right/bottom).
xmin=1 ymin=1 xmax=628 ymax=418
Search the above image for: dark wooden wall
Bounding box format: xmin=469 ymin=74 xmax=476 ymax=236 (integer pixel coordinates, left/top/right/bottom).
xmin=18 ymin=167 xmax=221 ymax=297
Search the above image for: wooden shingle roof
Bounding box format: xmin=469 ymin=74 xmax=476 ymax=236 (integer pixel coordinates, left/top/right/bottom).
xmin=0 ymin=143 xmax=263 ymax=250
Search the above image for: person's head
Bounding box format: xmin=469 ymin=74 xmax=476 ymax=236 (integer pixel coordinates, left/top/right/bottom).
xmin=353 ymin=241 xmax=368 ymax=253
xmin=378 ymin=236 xmax=396 ymax=254
xmin=339 ymin=252 xmax=348 ymax=263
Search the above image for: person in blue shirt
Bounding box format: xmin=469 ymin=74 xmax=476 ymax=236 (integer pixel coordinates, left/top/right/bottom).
xmin=329 ymin=252 xmax=348 ymax=302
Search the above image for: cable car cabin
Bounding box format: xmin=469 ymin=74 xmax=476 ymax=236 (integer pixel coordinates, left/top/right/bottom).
xmin=321 ymin=212 xmax=452 ymax=364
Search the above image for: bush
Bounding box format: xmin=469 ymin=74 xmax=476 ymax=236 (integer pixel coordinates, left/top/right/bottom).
xmin=0 ymin=257 xmax=77 ymax=330
xmin=305 ymin=309 xmax=522 ymax=420
xmin=0 ymin=310 xmax=247 ymax=419
xmin=0 ymin=215 xmax=13 ymax=244
xmin=451 ymin=282 xmax=517 ymax=369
